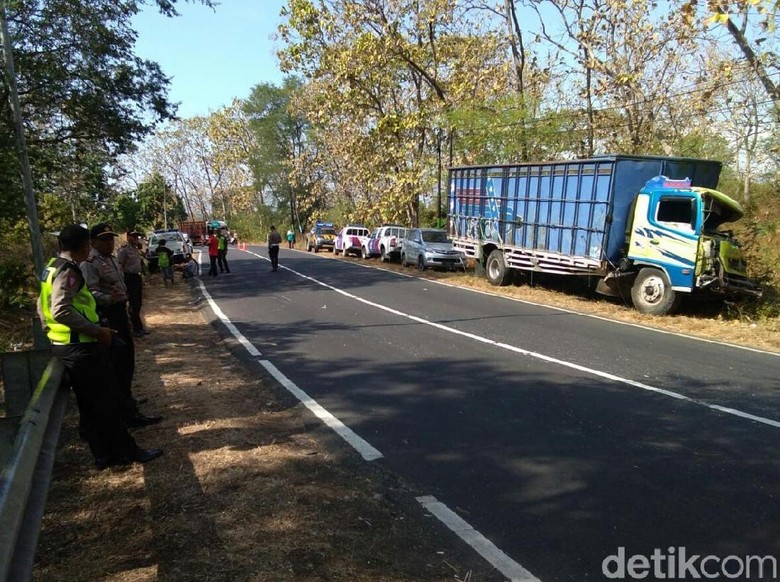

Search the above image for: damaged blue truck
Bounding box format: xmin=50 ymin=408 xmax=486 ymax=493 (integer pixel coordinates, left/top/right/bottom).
xmin=447 ymin=155 xmax=761 ymax=315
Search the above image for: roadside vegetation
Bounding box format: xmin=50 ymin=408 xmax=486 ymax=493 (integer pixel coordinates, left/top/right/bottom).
xmin=1 ymin=0 xmax=779 ymax=347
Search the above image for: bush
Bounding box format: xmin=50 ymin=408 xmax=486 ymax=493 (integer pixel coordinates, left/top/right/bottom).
xmin=0 ymin=256 xmax=35 ymax=309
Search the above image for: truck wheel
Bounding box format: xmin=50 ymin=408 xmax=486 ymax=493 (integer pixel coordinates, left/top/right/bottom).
xmin=380 ymin=246 xmax=389 ymax=262
xmin=417 ymin=255 xmax=427 ymax=271
xmin=631 ymin=268 xmax=681 ymax=315
xmin=486 ymin=250 xmax=511 ymax=286
xmin=400 ymin=253 xmax=407 ymax=266
xmin=361 ymin=246 xmax=369 ymax=259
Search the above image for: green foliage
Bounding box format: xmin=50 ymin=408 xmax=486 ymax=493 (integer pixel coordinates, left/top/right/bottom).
xmin=135 ymin=172 xmax=186 ymax=230
xmin=0 ymin=256 xmax=33 ymax=309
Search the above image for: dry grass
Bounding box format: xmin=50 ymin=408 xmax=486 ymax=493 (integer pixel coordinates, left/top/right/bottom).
xmin=34 ymin=275 xmax=502 ymax=582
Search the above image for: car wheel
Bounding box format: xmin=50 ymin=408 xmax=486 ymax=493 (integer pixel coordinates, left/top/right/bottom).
xmin=486 ymin=249 xmax=511 ymax=286
xmin=361 ymin=246 xmax=369 ymax=259
xmin=380 ymin=246 xmax=388 ymax=262
xmin=400 ymin=253 xmax=406 ymax=266
xmin=417 ymin=255 xmax=427 ymax=271
xmin=631 ymin=267 xmax=681 ymax=315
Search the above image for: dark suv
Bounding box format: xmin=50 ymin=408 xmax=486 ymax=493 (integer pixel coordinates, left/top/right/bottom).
xmin=306 ymin=221 xmax=337 ymax=253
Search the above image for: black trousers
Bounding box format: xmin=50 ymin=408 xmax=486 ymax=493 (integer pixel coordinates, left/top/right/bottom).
xmin=124 ymin=272 xmax=144 ymax=332
xmin=53 ymin=343 xmax=138 ymax=461
xmin=269 ymin=245 xmax=280 ymax=270
xmin=99 ymin=302 xmax=137 ymax=419
xmin=217 ymin=249 xmax=229 ymax=273
xmin=209 ymin=255 xmax=219 ymax=276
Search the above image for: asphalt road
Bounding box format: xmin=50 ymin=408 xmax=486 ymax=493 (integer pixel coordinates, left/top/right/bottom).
xmin=199 ymin=246 xmax=780 ymax=581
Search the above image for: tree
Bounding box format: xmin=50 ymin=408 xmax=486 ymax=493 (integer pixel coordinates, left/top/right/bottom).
xmin=135 ymin=171 xmax=185 ymax=230
xmin=244 ymin=77 xmax=316 ymax=232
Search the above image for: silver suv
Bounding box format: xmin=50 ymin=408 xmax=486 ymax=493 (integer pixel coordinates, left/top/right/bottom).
xmin=400 ymin=228 xmax=465 ymax=271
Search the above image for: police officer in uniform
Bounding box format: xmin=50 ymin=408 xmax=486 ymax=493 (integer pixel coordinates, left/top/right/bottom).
xmin=117 ymin=229 xmax=147 ymax=336
xmin=81 ymin=223 xmax=161 ymax=427
xmin=38 ymin=225 xmax=162 ymax=468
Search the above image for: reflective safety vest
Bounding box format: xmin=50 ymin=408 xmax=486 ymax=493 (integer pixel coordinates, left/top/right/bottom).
xmin=217 ymin=236 xmax=226 ymax=251
xmin=157 ymin=248 xmax=171 ymax=268
xmin=39 ymin=257 xmax=99 ymax=344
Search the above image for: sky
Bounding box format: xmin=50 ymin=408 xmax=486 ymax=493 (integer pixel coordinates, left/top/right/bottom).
xmin=132 ymin=0 xmax=289 ymax=118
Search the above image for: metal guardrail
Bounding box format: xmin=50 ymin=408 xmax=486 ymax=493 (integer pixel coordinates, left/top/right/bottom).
xmin=0 ymin=358 xmax=66 ymax=582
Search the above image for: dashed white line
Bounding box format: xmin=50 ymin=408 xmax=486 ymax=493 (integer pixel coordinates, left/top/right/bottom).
xmin=417 ymin=496 xmax=541 ymax=582
xmin=259 ymin=360 xmax=383 ymax=461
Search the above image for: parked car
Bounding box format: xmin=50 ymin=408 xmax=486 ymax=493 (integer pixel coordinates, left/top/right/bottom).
xmin=334 ymin=225 xmax=370 ymax=257
xmin=401 ymin=228 xmax=465 ymax=271
xmin=362 ymin=225 xmax=407 ymax=261
xmin=146 ymin=230 xmax=192 ymax=271
xmin=306 ymin=221 xmax=337 ymax=253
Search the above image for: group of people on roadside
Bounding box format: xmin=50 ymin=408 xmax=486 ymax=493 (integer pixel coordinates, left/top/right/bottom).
xmin=38 ymin=224 xmax=165 ymax=470
xmin=206 ymin=229 xmax=231 ymax=277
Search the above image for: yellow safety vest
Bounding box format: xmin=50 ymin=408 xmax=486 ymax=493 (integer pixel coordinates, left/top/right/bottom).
xmin=40 ymin=257 xmax=99 ymax=344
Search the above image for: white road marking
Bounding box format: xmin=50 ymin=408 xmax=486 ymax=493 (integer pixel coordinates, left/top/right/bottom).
xmin=267 ymin=261 xmax=780 ymax=430
xmin=259 ymin=360 xmax=383 ymax=461
xmin=417 ymin=496 xmax=541 ymax=582
xmin=196 ymin=279 xmax=261 ymax=357
xmin=196 ymin=247 xmax=541 ymax=580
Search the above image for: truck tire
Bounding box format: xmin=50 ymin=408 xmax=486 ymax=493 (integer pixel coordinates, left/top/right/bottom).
xmin=631 ymin=268 xmax=681 ymax=315
xmin=380 ymin=246 xmax=389 ymax=262
xmin=417 ymin=255 xmax=427 ymax=271
xmin=361 ymin=246 xmax=369 ymax=259
xmin=485 ymin=250 xmax=511 ymax=286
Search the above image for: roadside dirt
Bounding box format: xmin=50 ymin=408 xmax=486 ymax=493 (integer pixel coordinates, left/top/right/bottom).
xmin=34 ymin=274 xmax=503 ymax=582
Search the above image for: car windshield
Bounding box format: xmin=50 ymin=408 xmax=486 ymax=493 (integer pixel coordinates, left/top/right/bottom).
xmin=422 ymin=230 xmax=449 ymax=243
xmin=155 ymin=233 xmax=181 ymax=242
xmin=319 ymin=228 xmax=336 ymax=236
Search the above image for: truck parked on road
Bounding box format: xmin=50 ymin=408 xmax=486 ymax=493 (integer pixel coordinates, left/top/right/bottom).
xmin=179 ymin=220 xmax=208 ymax=246
xmin=448 ymin=155 xmax=761 ymax=315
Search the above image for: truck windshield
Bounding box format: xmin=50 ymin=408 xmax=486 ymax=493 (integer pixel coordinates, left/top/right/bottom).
xmin=422 ymin=230 xmax=449 ymax=243
xmin=701 ymin=194 xmax=743 ymax=233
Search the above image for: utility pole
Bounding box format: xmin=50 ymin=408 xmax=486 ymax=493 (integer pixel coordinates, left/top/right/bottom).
xmin=436 ymin=128 xmax=442 ymax=228
xmin=0 ymin=7 xmax=44 ymax=276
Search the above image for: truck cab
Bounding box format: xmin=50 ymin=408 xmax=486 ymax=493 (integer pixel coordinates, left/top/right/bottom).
xmin=626 ymin=176 xmax=760 ymax=313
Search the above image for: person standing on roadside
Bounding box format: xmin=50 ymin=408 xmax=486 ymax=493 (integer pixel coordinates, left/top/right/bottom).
xmin=286 ymin=227 xmax=295 ymax=249
xmin=38 ymin=224 xmax=163 ymax=469
xmin=117 ymin=229 xmax=147 ymax=337
xmin=217 ymin=229 xmax=230 ymax=273
xmin=207 ymin=230 xmax=219 ymax=277
xmin=81 ymin=223 xmax=161 ymax=428
xmin=268 ymin=225 xmax=282 ymax=271
xmin=155 ymin=239 xmax=175 ymax=287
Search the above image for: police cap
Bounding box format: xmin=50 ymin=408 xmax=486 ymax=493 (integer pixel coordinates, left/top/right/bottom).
xmin=90 ymin=223 xmax=118 ymax=239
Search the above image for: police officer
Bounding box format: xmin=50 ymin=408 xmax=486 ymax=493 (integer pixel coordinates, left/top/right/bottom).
xmin=38 ymin=225 xmax=162 ymax=468
xmin=81 ymin=223 xmax=161 ymax=427
xmin=117 ymin=229 xmax=147 ymax=336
